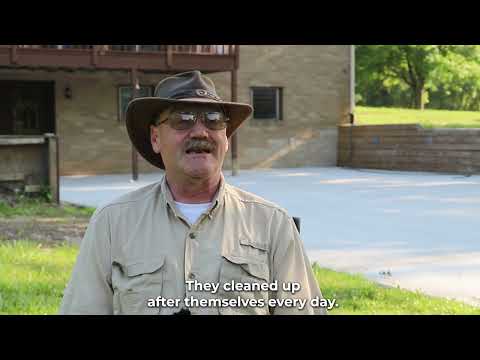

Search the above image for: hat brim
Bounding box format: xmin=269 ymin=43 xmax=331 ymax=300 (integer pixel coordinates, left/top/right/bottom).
xmin=126 ymin=97 xmax=253 ymax=169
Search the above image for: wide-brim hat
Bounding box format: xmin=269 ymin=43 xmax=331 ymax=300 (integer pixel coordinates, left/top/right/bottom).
xmin=126 ymin=70 xmax=253 ymax=169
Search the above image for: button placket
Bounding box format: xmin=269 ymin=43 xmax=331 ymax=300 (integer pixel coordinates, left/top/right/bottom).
xmin=184 ymin=229 xmax=193 ymax=287
xmin=184 ymin=226 xmax=199 ymax=297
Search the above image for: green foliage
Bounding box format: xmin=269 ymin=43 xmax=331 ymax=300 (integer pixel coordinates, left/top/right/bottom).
xmin=38 ymin=185 xmax=53 ymax=203
xmin=356 ymin=45 xmax=480 ymax=111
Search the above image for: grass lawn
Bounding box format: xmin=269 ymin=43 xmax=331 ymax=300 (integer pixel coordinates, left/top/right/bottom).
xmin=355 ymin=106 xmax=480 ymax=128
xmin=0 ymin=198 xmax=95 ymax=218
xmin=0 ymin=240 xmax=78 ymax=315
xmin=313 ymin=265 xmax=480 ymax=315
xmin=1 ymin=240 xmax=479 ymax=315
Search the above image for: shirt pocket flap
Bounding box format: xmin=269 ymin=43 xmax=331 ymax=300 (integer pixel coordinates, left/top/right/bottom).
xmin=239 ymin=236 xmax=268 ymax=251
xmin=223 ymin=254 xmax=269 ymax=281
xmin=125 ymin=256 xmax=166 ymax=277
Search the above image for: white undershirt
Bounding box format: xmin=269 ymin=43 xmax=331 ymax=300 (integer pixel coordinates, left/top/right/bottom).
xmin=174 ymin=201 xmax=212 ymax=225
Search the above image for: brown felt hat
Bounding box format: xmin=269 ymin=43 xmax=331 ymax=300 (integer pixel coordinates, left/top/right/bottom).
xmin=125 ymin=70 xmax=253 ymax=169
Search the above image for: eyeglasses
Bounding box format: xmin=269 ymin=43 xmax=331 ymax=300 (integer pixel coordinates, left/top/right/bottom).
xmin=155 ymin=111 xmax=230 ymax=131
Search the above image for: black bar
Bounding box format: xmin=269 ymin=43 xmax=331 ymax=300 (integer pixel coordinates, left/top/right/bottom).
xmin=293 ymin=216 xmax=301 ymax=233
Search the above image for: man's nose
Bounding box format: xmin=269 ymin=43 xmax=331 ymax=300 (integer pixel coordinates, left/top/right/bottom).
xmin=188 ymin=117 xmax=210 ymax=138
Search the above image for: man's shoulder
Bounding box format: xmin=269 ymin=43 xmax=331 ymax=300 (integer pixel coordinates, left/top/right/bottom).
xmin=92 ymin=181 xmax=162 ymax=220
xmin=224 ymin=182 xmax=288 ymax=216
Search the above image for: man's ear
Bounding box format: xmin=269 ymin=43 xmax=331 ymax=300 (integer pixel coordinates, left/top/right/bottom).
xmin=150 ymin=125 xmax=161 ymax=154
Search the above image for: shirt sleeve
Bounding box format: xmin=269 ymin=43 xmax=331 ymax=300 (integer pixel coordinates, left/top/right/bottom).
xmin=59 ymin=208 xmax=113 ymax=315
xmin=270 ymin=211 xmax=327 ymax=315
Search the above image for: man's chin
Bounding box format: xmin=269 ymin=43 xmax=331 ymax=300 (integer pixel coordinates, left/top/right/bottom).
xmin=178 ymin=153 xmax=223 ymax=178
xmin=182 ymin=162 xmax=216 ymax=178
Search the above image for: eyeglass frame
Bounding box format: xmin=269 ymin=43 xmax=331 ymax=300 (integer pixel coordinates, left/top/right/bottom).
xmin=151 ymin=105 xmax=230 ymax=131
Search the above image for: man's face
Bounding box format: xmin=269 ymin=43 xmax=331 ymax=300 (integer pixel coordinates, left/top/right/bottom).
xmin=150 ymin=103 xmax=229 ymax=179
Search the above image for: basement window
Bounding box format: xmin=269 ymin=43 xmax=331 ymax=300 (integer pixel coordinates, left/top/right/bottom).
xmin=250 ymin=87 xmax=283 ymax=121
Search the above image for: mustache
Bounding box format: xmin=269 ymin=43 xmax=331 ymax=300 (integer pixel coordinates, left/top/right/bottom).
xmin=184 ymin=138 xmax=216 ymax=153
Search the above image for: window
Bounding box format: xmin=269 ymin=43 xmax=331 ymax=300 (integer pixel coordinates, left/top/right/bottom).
xmin=118 ymin=85 xmax=153 ymax=122
xmin=0 ymin=81 xmax=55 ymax=135
xmin=13 ymin=99 xmax=40 ymax=134
xmin=251 ymin=87 xmax=283 ymax=120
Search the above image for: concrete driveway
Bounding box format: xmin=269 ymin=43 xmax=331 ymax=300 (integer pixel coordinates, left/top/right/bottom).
xmin=60 ymin=167 xmax=480 ymax=306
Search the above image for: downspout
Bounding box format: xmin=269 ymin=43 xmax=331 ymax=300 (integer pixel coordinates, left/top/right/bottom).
xmin=350 ymin=45 xmax=355 ymax=122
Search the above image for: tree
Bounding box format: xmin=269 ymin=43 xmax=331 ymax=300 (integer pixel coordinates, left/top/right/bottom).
xmin=429 ymin=46 xmax=480 ymax=110
xmin=356 ymin=45 xmax=480 ymax=110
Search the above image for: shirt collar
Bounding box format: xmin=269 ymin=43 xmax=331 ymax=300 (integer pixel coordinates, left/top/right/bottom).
xmin=160 ymin=173 xmax=226 ymax=219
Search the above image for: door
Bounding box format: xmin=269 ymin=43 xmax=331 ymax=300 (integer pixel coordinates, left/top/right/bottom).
xmin=0 ymin=80 xmax=55 ymax=135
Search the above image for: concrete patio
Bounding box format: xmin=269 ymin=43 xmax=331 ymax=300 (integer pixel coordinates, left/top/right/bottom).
xmin=60 ymin=167 xmax=480 ymax=307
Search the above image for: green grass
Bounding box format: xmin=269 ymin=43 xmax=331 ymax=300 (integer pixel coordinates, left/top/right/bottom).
xmin=0 ymin=240 xmax=78 ymax=315
xmin=313 ymin=264 xmax=480 ymax=315
xmin=355 ymin=106 xmax=480 ymax=128
xmin=0 ymin=198 xmax=95 ymax=218
xmin=1 ymin=241 xmax=479 ymax=315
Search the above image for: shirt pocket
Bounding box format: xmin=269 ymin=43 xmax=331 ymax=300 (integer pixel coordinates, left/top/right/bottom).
xmin=112 ymin=256 xmax=166 ymax=315
xmin=238 ymin=235 xmax=268 ymax=261
xmin=217 ymin=253 xmax=270 ymax=315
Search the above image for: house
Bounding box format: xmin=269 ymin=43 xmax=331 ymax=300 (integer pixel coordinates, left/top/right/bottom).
xmin=0 ymin=45 xmax=352 ymax=182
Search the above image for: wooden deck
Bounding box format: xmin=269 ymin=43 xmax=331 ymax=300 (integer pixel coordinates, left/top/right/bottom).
xmin=0 ymin=45 xmax=239 ymax=73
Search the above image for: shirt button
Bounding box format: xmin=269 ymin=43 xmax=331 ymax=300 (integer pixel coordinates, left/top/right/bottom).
xmin=189 ymin=233 xmax=196 ymax=239
xmin=188 ymin=273 xmax=196 ymax=280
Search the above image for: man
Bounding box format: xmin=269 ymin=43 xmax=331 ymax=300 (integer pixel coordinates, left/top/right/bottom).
xmin=60 ymin=70 xmax=326 ymax=315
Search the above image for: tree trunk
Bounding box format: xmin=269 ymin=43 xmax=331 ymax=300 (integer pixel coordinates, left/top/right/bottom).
xmin=412 ymin=85 xmax=425 ymax=110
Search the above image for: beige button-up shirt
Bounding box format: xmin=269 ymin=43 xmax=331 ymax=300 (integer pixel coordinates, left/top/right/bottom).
xmin=59 ymin=175 xmax=326 ymax=315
